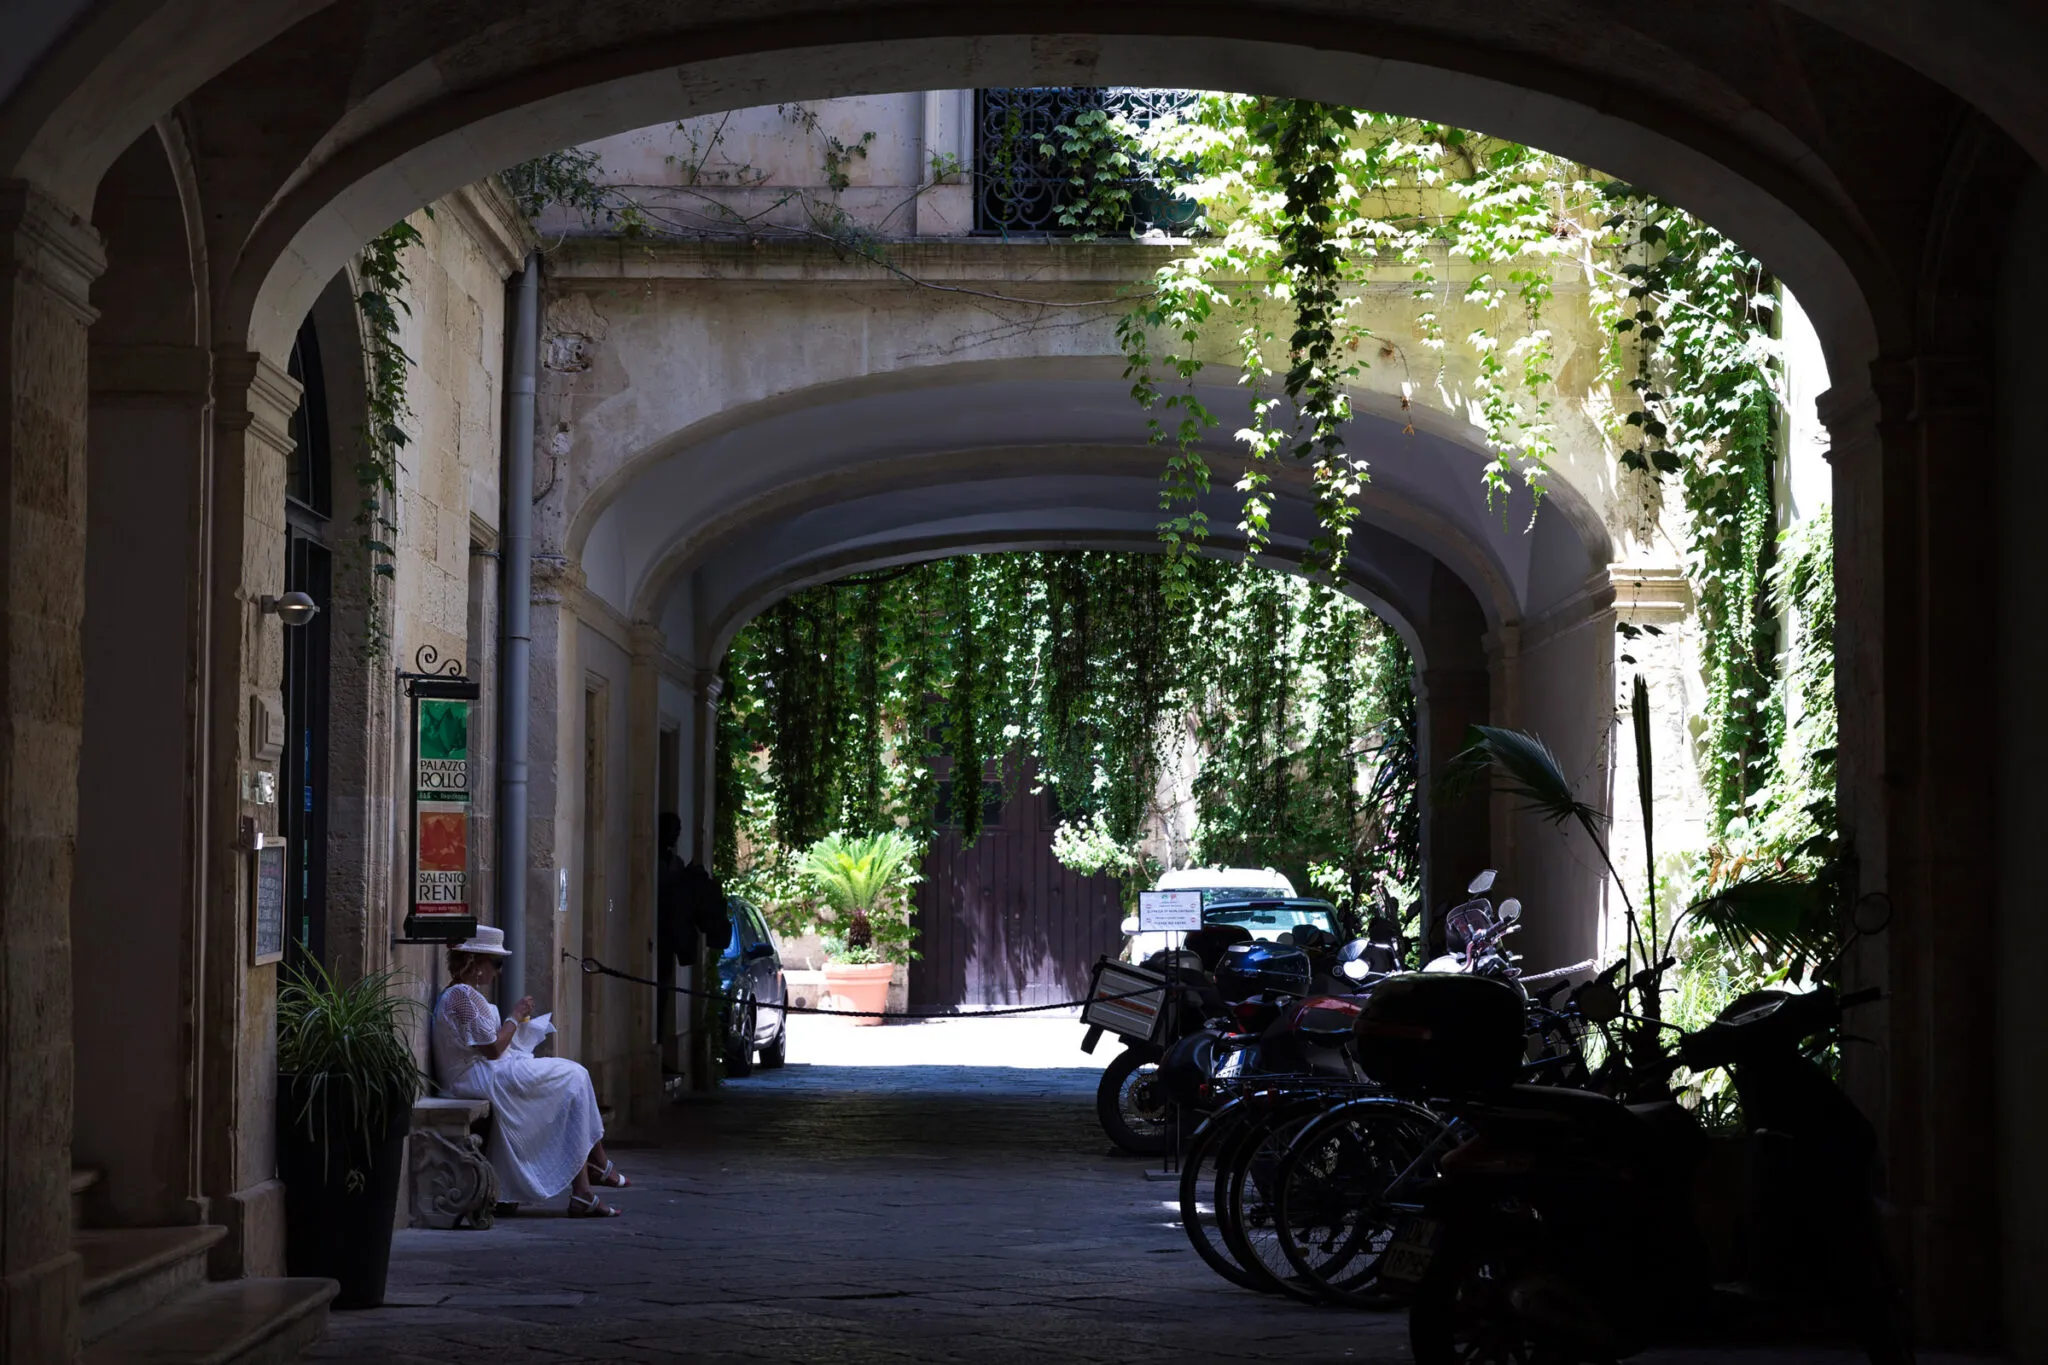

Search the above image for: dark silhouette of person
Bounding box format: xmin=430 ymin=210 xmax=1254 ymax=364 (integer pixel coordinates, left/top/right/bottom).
xmin=655 ymin=812 xmax=731 ymax=978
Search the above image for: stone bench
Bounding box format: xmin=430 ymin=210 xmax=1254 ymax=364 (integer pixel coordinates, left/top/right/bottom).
xmin=409 ymin=1096 xmax=497 ymax=1229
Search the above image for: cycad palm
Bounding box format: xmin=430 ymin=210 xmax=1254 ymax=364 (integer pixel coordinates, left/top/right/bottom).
xmin=799 ymin=830 xmax=919 ymax=951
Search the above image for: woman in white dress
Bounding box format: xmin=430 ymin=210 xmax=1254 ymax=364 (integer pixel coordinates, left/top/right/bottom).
xmin=429 ymin=926 xmax=626 ymax=1217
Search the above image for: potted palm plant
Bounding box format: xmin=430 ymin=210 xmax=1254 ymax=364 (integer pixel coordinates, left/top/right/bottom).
xmin=800 ymin=829 xmax=922 ymax=1025
xmin=276 ymin=960 xmax=425 ymax=1308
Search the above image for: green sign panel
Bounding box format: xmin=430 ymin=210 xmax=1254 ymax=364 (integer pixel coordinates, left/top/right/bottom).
xmin=414 ymin=698 xmax=470 ymax=918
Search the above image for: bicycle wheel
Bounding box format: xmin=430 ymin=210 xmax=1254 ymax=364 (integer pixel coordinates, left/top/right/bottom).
xmin=1176 ymin=1099 xmax=1262 ymax=1291
xmin=1274 ymin=1099 xmax=1447 ymax=1306
xmin=1218 ymin=1091 xmax=1341 ymax=1301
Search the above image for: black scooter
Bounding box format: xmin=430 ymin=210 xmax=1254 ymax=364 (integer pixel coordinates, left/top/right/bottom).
xmin=1383 ymin=982 xmax=1913 ymax=1364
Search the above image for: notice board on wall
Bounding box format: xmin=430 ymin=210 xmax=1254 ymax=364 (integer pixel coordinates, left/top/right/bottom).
xmin=252 ymin=839 xmax=286 ymax=965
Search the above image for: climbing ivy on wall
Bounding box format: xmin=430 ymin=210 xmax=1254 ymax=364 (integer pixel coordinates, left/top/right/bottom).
xmin=503 ymin=93 xmax=1833 ymax=981
xmin=1104 ymin=93 xmax=1835 ymax=979
xmin=714 ymin=552 xmax=1419 ymax=937
xmin=350 ymin=218 xmax=426 ymax=658
xmin=1116 ymin=97 xmax=1612 ymax=598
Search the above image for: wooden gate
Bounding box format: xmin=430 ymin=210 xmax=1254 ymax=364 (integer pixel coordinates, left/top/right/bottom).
xmin=909 ymin=773 xmax=1125 ymax=1011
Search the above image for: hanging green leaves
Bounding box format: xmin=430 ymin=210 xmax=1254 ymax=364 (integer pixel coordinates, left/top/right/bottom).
xmin=714 ymin=552 xmax=1420 ymax=934
xmin=352 ymin=218 xmax=426 ymax=658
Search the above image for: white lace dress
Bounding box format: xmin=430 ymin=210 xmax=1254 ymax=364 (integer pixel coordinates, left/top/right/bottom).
xmin=430 ymin=983 xmax=604 ymax=1206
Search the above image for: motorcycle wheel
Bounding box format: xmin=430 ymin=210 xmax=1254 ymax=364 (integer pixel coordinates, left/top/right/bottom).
xmin=1274 ymin=1102 xmax=1444 ymax=1307
xmin=1177 ymin=1103 xmax=1264 ymax=1291
xmin=1096 ymin=1046 xmax=1170 ymax=1157
xmin=1218 ymin=1096 xmax=1340 ymax=1302
xmin=1409 ymin=1220 xmax=1560 ymax=1365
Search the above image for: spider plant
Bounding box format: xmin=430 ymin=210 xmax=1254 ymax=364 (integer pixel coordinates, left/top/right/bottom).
xmin=277 ymin=959 xmax=425 ymax=1178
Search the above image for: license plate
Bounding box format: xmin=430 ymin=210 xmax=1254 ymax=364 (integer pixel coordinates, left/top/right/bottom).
xmin=1378 ymin=1217 xmax=1440 ymax=1283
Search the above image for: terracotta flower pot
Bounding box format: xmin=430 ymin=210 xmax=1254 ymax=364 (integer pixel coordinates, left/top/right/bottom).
xmin=821 ymin=961 xmax=895 ymax=1026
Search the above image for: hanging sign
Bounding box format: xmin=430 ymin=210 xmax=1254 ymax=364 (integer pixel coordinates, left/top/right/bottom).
xmin=403 ymin=670 xmax=481 ymax=943
xmin=1138 ymin=889 xmax=1203 ymax=932
xmin=251 ymin=836 xmax=287 ymax=966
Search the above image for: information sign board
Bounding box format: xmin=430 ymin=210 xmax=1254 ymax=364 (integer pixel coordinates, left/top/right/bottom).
xmin=252 ymin=840 xmax=286 ymax=965
xmin=1138 ymin=889 xmax=1203 ymax=932
xmin=413 ymin=697 xmax=471 ymax=920
xmin=402 ymin=673 xmax=480 ymax=943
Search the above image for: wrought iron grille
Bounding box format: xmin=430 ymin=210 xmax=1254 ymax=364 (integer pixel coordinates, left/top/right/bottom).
xmin=973 ymin=87 xmax=1200 ymax=237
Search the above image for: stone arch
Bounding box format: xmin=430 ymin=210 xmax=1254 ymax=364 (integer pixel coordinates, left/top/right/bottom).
xmin=225 ymin=31 xmax=1891 ymax=387
xmin=0 ymin=6 xmax=2040 ymax=1352
xmin=580 ymin=356 xmax=1610 ymax=954
xmin=564 ymin=360 xmax=1612 ymax=640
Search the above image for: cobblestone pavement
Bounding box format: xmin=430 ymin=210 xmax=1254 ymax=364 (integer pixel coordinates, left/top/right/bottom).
xmin=306 ymin=1019 xmax=1986 ymax=1365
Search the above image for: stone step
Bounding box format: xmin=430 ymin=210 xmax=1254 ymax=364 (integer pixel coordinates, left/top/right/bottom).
xmin=71 ymin=1168 xmax=101 ymax=1230
xmin=80 ymin=1277 xmax=337 ymax=1365
xmin=77 ymin=1225 xmax=226 ymax=1344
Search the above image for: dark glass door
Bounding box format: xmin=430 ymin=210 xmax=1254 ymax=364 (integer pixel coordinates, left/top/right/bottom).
xmin=283 ymin=532 xmax=330 ymax=968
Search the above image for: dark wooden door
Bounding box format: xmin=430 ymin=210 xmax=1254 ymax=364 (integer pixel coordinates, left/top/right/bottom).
xmin=910 ymin=765 xmax=1125 ymax=1010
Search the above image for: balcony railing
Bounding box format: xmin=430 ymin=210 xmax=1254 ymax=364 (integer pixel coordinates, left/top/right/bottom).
xmin=973 ymin=87 xmax=1199 ymax=237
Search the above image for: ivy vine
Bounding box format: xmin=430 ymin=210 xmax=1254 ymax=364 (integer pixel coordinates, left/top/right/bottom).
xmin=1107 ymin=94 xmax=1834 ymax=991
xmin=715 ymin=552 xmax=1419 ymax=938
xmin=350 ymin=218 xmax=425 ymax=657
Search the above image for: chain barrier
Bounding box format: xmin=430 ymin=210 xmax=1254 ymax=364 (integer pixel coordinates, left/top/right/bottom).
xmin=563 ymin=949 xmax=1170 ymax=1021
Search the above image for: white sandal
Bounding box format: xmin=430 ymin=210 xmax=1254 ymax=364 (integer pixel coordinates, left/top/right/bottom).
xmin=567 ymin=1193 xmax=621 ymax=1218
xmin=586 ymin=1159 xmax=630 ymax=1188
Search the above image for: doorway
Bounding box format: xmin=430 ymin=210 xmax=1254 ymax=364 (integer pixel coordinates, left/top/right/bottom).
xmin=282 ymin=317 xmax=334 ymax=969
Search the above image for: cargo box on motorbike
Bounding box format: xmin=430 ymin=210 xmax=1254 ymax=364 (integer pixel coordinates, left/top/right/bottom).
xmin=1082 ymin=958 xmax=1169 ymax=1045
xmin=1352 ymin=972 xmax=1525 ymax=1094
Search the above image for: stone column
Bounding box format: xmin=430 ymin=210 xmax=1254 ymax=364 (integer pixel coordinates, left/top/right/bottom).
xmin=0 ymin=179 xmax=102 ymax=1365
xmin=524 ymin=556 xmax=583 ymax=1023
xmin=624 ymin=623 xmax=663 ymax=1125
xmin=200 ymin=346 xmax=300 ymax=1279
xmin=78 ymin=338 xmax=212 ymax=1230
xmin=1414 ymin=559 xmax=1494 ymax=953
xmin=1845 ymin=358 xmax=1999 ymax=1344
xmin=688 ymin=668 xmax=722 ymax=1092
xmin=1496 ymin=572 xmax=1615 ymax=973
xmin=915 ymin=91 xmax=974 ymax=236
xmin=1415 ymin=665 xmax=1490 ymax=931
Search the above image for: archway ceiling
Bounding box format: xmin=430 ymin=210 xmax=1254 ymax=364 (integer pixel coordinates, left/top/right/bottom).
xmin=223 ymin=27 xmax=1889 ymax=365
xmin=667 ymin=468 xmax=1448 ymax=669
xmin=579 ymin=373 xmax=1608 ymax=657
xmin=8 ymin=3 xmax=2038 ymax=242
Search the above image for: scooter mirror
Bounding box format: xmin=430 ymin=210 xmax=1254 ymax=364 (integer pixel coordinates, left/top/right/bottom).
xmin=1467 ymin=868 xmax=1498 ymax=895
xmin=1120 ymin=915 xmax=1140 ymax=935
xmin=1499 ymin=898 xmax=1522 ymax=923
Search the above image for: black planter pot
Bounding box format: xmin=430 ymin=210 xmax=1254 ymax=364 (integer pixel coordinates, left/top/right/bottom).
xmin=276 ymin=1075 xmax=410 ymax=1309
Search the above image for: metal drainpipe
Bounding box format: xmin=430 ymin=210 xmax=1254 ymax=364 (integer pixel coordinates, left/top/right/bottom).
xmin=498 ymin=251 xmax=539 ymax=1008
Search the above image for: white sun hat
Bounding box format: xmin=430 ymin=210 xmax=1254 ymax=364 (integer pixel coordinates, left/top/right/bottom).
xmin=451 ymin=925 xmax=512 ymax=957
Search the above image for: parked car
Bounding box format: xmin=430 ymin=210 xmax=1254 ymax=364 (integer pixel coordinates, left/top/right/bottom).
xmin=1121 ymin=866 xmax=1301 ymax=961
xmin=1199 ymin=895 xmax=1342 ymax=947
xmin=717 ymin=897 xmax=788 ymax=1077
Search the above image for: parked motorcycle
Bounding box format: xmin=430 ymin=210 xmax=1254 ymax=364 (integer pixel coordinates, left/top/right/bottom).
xmin=1362 ymin=975 xmax=1914 ymax=1363
xmin=1081 ymin=932 xmax=1249 ymax=1156
xmin=1417 ymin=869 xmax=1526 ymax=988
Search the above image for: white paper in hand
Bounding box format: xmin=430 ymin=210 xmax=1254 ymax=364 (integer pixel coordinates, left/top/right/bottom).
xmin=511 ymin=1011 xmax=554 ymax=1055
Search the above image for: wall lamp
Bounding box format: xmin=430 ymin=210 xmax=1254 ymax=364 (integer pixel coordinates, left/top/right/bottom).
xmin=259 ymin=591 xmax=321 ymax=627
